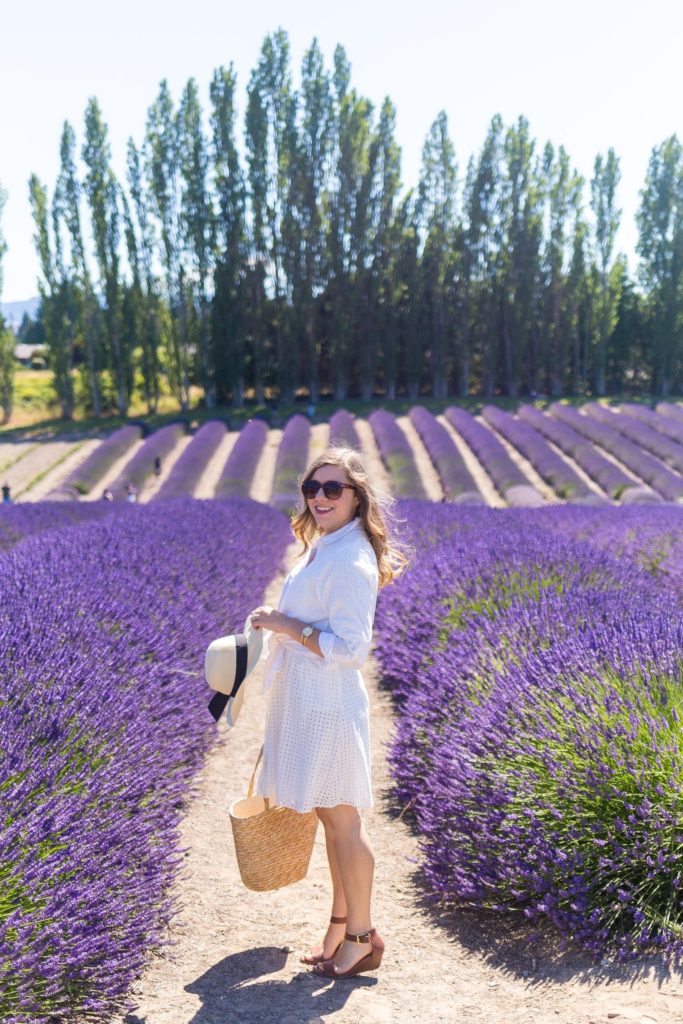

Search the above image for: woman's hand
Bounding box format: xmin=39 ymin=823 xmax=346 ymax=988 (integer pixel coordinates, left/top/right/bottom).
xmin=249 ymin=606 xmax=290 ymax=634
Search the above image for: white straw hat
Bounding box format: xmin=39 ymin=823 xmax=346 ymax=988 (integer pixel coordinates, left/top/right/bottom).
xmin=205 ymin=615 xmax=264 ymax=726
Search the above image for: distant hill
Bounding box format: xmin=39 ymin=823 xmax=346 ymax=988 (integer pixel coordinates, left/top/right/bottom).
xmin=1 ymin=297 xmax=40 ymax=331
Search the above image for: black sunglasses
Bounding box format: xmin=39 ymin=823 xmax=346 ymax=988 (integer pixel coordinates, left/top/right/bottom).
xmin=301 ymin=479 xmax=356 ymax=501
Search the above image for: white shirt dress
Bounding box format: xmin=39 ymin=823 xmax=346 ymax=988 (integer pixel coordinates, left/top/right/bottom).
xmin=255 ymin=517 xmax=379 ymax=813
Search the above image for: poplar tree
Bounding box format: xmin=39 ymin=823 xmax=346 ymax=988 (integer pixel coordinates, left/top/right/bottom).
xmin=289 ymin=38 xmax=333 ymax=403
xmin=126 ymin=139 xmax=161 ymax=413
xmin=393 ymin=192 xmax=421 ymax=398
xmin=590 ymin=148 xmax=621 ymax=395
xmin=373 ymin=98 xmax=401 ymax=400
xmin=178 ymin=78 xmax=215 ymax=406
xmin=57 ymin=121 xmax=103 ymax=415
xmin=325 ymin=46 xmax=378 ymax=400
xmin=246 ymin=30 xmax=296 ymax=404
xmin=540 ymin=143 xmax=580 ymax=395
xmin=82 ymin=98 xmax=129 ymax=414
xmin=417 ymin=111 xmax=458 ymax=398
xmin=637 ymin=135 xmax=683 ymax=395
xmin=565 ymin=197 xmax=590 ymax=393
xmin=146 ymin=80 xmax=191 ymax=411
xmin=468 ymin=116 xmax=505 ymax=396
xmin=28 ymin=175 xmax=76 ymax=417
xmin=498 ymin=118 xmax=542 ymax=395
xmin=210 ymin=64 xmax=246 ymax=406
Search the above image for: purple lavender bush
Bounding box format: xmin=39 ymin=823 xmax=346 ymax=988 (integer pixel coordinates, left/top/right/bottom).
xmin=270 ymin=414 xmax=311 ymax=514
xmin=368 ymin=409 xmax=427 ymax=498
xmin=328 ymin=409 xmax=361 ymax=450
xmin=108 ymin=423 xmax=186 ymax=500
xmin=656 ymin=402 xmax=683 ymax=425
xmin=621 ymin=403 xmax=683 ymax=447
xmin=482 ymin=406 xmax=596 ymax=501
xmin=585 ymin=403 xmax=683 ymax=476
xmin=0 ymin=502 xmax=117 ymax=552
xmin=216 ymin=418 xmax=269 ymax=499
xmin=409 ymin=406 xmax=482 ymax=504
xmin=520 ymin=503 xmax=683 ymax=595
xmin=47 ymin=424 xmax=143 ymax=499
xmin=518 ymin=405 xmax=657 ymax=503
xmin=375 ymin=501 xmax=683 ymax=960
xmin=550 ymin=403 xmax=683 ymax=502
xmin=0 ymin=498 xmax=291 ymax=1022
xmin=154 ymin=420 xmax=226 ymax=500
xmin=444 ymin=407 xmax=543 ymax=506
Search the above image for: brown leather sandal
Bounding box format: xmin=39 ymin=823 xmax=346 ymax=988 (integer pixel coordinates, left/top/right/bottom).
xmin=299 ymin=915 xmax=347 ymax=965
xmin=312 ymin=927 xmax=384 ymax=978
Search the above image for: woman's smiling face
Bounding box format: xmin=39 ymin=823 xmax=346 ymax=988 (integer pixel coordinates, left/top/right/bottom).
xmin=305 ymin=464 xmax=358 ymax=534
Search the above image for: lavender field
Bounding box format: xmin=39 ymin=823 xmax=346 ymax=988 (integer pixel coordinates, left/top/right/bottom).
xmin=0 ymin=498 xmax=291 ymax=1023
xmin=6 ymin=401 xmax=683 ymax=509
xmin=3 ymin=405 xmax=683 ymax=1019
xmin=374 ymin=502 xmax=683 ymax=961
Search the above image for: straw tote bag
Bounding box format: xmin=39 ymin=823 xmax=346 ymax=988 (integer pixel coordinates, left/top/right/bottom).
xmin=229 ymin=745 xmax=319 ymax=891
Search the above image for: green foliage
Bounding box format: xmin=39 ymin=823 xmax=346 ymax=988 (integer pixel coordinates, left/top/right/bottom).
xmin=0 ymin=325 xmax=15 ymax=424
xmin=19 ymin=33 xmax=683 ymax=423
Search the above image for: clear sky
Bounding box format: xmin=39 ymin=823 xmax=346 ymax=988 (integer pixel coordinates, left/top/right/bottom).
xmin=1 ymin=0 xmax=681 ymax=302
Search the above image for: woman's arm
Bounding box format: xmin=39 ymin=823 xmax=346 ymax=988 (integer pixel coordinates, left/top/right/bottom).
xmin=249 ymin=608 xmax=324 ymax=658
xmin=315 ymin=555 xmax=378 ymax=669
xmin=249 ymin=549 xmax=379 ymax=668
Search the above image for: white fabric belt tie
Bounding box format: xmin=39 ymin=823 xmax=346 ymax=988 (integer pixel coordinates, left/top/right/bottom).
xmin=261 ymin=632 xmax=304 ymax=694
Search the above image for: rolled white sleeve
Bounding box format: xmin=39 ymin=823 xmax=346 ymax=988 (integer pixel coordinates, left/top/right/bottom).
xmin=317 ymin=553 xmax=378 ymax=669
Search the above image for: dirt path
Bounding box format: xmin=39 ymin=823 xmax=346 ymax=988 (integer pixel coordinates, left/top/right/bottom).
xmin=27 ymin=438 xmax=101 ymax=500
xmin=193 ymin=429 xmax=238 ymax=500
xmin=114 ymin=545 xmax=682 ymax=1024
xmin=437 ymin=414 xmax=504 ymax=507
xmin=81 ymin=438 xmax=147 ymax=501
xmin=395 ymin=415 xmax=443 ymax=501
xmin=141 ymin=435 xmax=195 ymax=503
xmin=309 ymin=422 xmax=330 ymax=459
xmin=541 ymin=435 xmax=609 ymax=501
xmin=477 ymin=415 xmax=556 ymax=504
xmin=0 ymin=441 xmax=38 ymax=476
xmin=354 ymin=418 xmax=393 ymax=498
xmin=250 ymin=429 xmax=282 ymax=504
xmin=2 ymin=440 xmax=81 ymax=499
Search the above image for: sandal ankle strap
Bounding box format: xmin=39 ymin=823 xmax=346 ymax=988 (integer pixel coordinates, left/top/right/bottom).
xmin=344 ymin=927 xmax=375 ymax=943
xmin=330 ymin=915 xmax=347 ymax=924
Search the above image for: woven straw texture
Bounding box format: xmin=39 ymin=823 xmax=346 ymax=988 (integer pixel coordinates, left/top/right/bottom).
xmin=229 ymin=746 xmax=318 ymax=891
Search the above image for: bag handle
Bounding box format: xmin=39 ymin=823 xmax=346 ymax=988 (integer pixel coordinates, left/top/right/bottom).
xmin=247 ymin=744 xmax=269 ymax=809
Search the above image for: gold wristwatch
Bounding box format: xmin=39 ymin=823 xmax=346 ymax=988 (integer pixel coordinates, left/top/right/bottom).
xmin=300 ymin=625 xmax=314 ymax=647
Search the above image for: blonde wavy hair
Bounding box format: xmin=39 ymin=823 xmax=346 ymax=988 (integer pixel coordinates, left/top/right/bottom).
xmin=291 ymin=445 xmax=409 ymax=589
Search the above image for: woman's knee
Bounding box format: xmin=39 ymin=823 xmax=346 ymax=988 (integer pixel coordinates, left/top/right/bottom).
xmin=316 ymin=803 xmax=362 ymax=839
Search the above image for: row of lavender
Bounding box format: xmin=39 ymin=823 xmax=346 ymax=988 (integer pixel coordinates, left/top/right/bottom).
xmin=374 ymin=501 xmax=683 ymax=960
xmin=0 ymin=499 xmax=291 ymax=1023
xmin=23 ymin=400 xmax=683 ymax=509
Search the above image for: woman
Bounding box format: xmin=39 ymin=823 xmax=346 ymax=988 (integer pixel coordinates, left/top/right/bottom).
xmin=249 ymin=445 xmax=407 ymax=979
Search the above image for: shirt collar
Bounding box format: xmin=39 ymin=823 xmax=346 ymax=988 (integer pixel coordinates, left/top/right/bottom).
xmin=317 ymin=516 xmax=361 ymax=548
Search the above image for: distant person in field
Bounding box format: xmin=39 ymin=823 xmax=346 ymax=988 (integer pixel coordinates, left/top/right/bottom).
xmin=249 ymin=445 xmax=407 ymax=979
xmin=154 ymin=455 xmax=162 ymax=477
xmin=1 ymin=482 xmax=10 ymax=504
xmin=125 ymin=481 xmax=138 ymax=503
xmin=102 ymin=488 xmax=114 ymax=502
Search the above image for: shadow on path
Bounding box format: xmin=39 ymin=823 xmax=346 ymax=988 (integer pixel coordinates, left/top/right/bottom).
xmin=124 ymin=945 xmax=378 ymax=1024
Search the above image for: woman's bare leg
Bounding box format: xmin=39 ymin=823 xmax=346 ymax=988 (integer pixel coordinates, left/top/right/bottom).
xmin=304 ymin=811 xmax=348 ymax=960
xmin=315 ymin=804 xmax=381 ymax=973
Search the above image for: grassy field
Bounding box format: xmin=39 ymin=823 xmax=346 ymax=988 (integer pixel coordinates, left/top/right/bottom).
xmin=1 ymin=367 xmax=675 ymax=442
